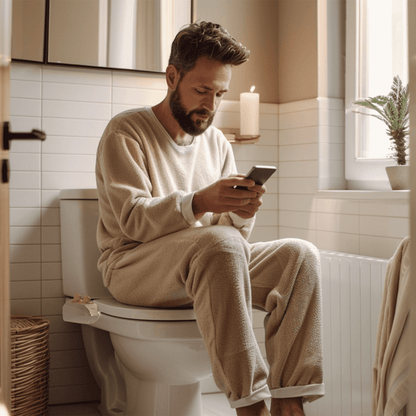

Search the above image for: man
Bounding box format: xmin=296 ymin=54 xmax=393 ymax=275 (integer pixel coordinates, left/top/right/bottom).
xmin=95 ymin=21 xmax=324 ymax=416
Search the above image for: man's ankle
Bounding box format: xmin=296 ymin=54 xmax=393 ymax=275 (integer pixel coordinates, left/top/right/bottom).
xmin=270 ymin=397 xmax=304 ymax=416
xmin=236 ymin=399 xmax=270 ymax=416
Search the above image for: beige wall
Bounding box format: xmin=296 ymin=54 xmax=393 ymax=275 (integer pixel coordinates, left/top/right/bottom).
xmin=197 ymin=0 xmax=279 ymax=103
xmin=197 ymin=0 xmax=345 ymax=104
xmin=277 ymin=0 xmax=318 ymax=103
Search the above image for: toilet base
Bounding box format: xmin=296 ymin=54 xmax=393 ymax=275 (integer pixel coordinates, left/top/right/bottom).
xmin=117 ymin=356 xmax=203 ymax=416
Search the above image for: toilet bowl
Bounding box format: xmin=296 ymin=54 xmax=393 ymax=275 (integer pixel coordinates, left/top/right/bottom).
xmin=60 ymin=189 xmax=212 ymax=416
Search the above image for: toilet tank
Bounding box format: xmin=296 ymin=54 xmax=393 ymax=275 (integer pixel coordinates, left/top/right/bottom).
xmin=60 ymin=188 xmax=112 ymax=298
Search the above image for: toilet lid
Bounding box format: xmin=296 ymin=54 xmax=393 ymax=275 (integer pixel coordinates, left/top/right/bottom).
xmin=94 ymin=298 xmax=196 ymax=321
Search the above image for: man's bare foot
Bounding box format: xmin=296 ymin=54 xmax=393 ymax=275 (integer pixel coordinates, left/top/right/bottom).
xmin=236 ymin=399 xmax=270 ymax=416
xmin=270 ymin=397 xmax=304 ymax=416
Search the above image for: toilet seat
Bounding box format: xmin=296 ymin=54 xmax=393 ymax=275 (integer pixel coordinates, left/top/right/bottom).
xmin=94 ymin=298 xmax=196 ymax=321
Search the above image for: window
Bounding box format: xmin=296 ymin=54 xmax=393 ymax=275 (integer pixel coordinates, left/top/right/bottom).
xmin=345 ymin=0 xmax=408 ymax=189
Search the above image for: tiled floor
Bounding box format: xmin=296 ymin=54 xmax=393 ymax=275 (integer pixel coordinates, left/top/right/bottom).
xmin=47 ymin=393 xmax=272 ymax=416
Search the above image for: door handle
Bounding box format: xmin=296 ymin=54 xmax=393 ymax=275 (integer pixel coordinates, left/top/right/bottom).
xmin=2 ymin=121 xmax=46 ymax=151
xmin=1 ymin=122 xmax=47 ymax=183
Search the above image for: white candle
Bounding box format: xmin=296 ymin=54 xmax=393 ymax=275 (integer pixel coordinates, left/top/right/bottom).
xmin=240 ymin=86 xmax=260 ymax=137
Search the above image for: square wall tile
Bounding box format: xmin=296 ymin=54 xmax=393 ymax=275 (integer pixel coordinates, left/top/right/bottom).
xmin=42 ymin=244 xmax=61 ymax=262
xmin=317 ymin=198 xmax=359 ymax=215
xmin=42 ymin=154 xmax=95 ymax=173
xmin=279 ymin=126 xmax=319 ymax=146
xmin=43 ymin=66 xmax=111 ymax=86
xmin=279 ymin=143 xmax=318 ymax=162
xmin=42 ymin=172 xmax=97 ymax=190
xmin=10 ymin=190 xmax=41 ymax=207
xmin=10 ymin=208 xmax=41 ymax=230
xmin=42 ymin=262 xmax=62 ymax=281
xmin=9 ymin=171 xmax=41 ymax=189
xmin=10 ymin=80 xmax=41 ymax=99
xmin=42 ymin=118 xmax=108 ymax=138
xmin=10 ymin=263 xmax=41 ymax=281
xmin=279 ymin=194 xmax=316 ymax=213
xmin=359 ymin=200 xmax=410 ymax=218
xmin=279 ymin=210 xmax=316 ymax=230
xmin=10 ymin=281 xmax=41 ymax=300
xmin=9 ymin=153 xmax=41 ymax=171
xmin=359 ymin=236 xmax=403 ymax=259
xmin=42 ymin=226 xmax=61 ymax=244
xmin=10 ymin=62 xmax=42 ymax=81
xmin=317 ymin=212 xmax=359 ymax=234
xmin=43 ymin=100 xmax=111 ymax=121
xmin=316 ymin=230 xmax=360 ymax=254
xmin=11 ymin=299 xmax=41 ymax=316
xmin=256 ymin=210 xmax=278 ymax=227
xmin=249 ymin=226 xmax=278 ymax=243
xmin=42 ymin=297 xmax=65 ymax=316
xmin=112 ymin=87 xmax=166 ymax=106
xmin=279 ymin=178 xmax=319 ymax=194
xmin=360 ymin=216 xmax=409 ymax=239
xmin=10 ymin=244 xmax=41 ymax=263
xmin=41 ymin=208 xmax=60 ymax=226
xmin=10 ymin=98 xmax=41 ymax=117
xmin=49 ymin=332 xmax=84 ymax=352
xmin=42 ymin=280 xmax=64 ymax=298
xmin=42 ymin=136 xmax=100 ymax=155
xmin=279 ymin=161 xmax=318 ymax=178
xmin=233 ymin=145 xmax=278 ymax=163
xmin=43 ymin=83 xmax=111 ymax=103
xmin=10 ymin=226 xmax=40 ymax=245
xmin=279 ymin=227 xmax=317 ymax=245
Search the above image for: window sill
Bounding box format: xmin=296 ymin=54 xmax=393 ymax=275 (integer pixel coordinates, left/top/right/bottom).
xmin=316 ymin=189 xmax=410 ymax=201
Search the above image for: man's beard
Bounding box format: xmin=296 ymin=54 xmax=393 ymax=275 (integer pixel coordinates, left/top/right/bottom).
xmin=169 ymin=88 xmax=215 ymax=136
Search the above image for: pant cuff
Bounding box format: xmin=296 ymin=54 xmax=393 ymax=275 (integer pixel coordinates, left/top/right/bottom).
xmin=228 ymin=385 xmax=271 ymax=409
xmin=270 ymin=383 xmax=325 ymax=402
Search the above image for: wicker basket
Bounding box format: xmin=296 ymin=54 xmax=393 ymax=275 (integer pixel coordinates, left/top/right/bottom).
xmin=11 ymin=316 xmax=50 ymax=416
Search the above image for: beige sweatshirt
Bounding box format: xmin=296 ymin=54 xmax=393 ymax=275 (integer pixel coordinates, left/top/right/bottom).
xmin=95 ymin=107 xmax=255 ymax=277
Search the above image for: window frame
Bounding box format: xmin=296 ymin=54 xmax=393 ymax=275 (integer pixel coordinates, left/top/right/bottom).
xmin=345 ymin=0 xmax=397 ymax=190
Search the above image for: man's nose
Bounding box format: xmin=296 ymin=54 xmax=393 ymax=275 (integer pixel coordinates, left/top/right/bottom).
xmin=203 ymin=94 xmax=217 ymax=112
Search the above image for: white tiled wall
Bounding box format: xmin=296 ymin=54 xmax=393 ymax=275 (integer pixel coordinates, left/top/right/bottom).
xmin=278 ymin=98 xmax=410 ymax=259
xmin=9 ymin=62 xmax=409 ymax=405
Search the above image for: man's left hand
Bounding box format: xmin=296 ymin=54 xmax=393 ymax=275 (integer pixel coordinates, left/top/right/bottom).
xmin=232 ymin=181 xmax=266 ymax=219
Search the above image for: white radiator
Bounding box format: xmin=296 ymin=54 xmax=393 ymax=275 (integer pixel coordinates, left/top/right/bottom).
xmin=305 ymin=251 xmax=389 ymax=416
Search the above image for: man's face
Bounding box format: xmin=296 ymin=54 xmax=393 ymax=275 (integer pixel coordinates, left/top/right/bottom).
xmin=169 ymin=56 xmax=232 ymax=136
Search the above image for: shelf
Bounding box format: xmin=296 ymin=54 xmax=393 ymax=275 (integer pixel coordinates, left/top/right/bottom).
xmin=219 ymin=128 xmax=260 ymax=144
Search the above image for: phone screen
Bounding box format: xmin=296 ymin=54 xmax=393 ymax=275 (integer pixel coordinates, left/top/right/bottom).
xmin=235 ymin=165 xmax=276 ymax=189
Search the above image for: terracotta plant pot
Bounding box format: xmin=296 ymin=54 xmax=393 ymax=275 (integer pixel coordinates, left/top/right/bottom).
xmin=385 ymin=165 xmax=410 ymax=190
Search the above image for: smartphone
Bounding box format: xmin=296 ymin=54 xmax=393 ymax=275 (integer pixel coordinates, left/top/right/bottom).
xmin=235 ymin=165 xmax=277 ymax=190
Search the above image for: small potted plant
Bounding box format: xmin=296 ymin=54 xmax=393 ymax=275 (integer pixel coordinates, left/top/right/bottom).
xmin=353 ymin=75 xmax=410 ymax=190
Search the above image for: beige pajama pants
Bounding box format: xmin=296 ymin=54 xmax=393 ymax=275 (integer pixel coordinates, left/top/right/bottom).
xmin=106 ymin=225 xmax=324 ymax=408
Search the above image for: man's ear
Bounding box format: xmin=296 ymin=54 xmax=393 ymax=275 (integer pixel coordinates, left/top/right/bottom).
xmin=166 ymin=65 xmax=181 ymax=90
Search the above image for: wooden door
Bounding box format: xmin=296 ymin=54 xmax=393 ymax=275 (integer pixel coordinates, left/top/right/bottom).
xmin=0 ymin=64 xmax=11 ymax=413
xmin=0 ymin=0 xmax=12 ymax=412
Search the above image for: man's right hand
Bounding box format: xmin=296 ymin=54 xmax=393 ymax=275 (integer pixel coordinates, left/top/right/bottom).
xmin=192 ymin=176 xmax=264 ymax=221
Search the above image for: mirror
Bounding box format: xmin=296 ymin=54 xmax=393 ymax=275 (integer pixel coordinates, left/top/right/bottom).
xmin=12 ymin=0 xmax=193 ymax=73
xmin=11 ymin=0 xmax=46 ymax=63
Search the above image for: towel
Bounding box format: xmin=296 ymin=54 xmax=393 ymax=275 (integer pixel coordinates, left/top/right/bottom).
xmin=373 ymin=236 xmax=410 ymax=416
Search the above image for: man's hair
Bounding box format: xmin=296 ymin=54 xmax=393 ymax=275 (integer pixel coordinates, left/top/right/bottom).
xmin=168 ymin=21 xmax=250 ymax=74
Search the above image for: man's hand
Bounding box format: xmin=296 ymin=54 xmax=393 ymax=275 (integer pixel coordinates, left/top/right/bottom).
xmin=192 ymin=175 xmax=266 ymax=220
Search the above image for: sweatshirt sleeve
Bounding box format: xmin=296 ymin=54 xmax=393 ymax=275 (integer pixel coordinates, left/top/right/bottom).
xmin=214 ymin=137 xmax=256 ymax=241
xmin=96 ymin=131 xmax=192 ymax=245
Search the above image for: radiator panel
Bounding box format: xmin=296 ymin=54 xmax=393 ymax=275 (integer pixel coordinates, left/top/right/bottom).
xmin=305 ymin=251 xmax=388 ymax=416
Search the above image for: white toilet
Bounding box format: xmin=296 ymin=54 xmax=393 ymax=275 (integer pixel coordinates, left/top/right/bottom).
xmin=60 ymin=188 xmax=213 ymax=416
